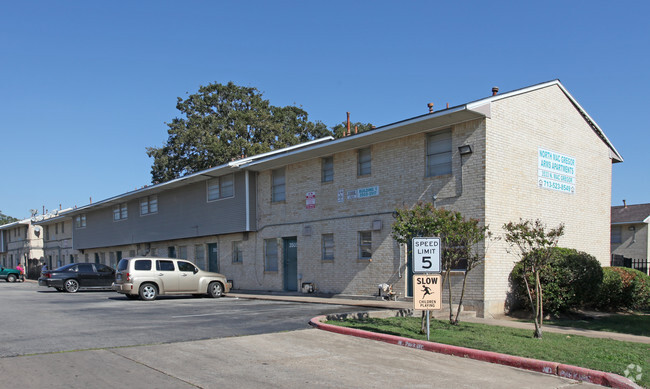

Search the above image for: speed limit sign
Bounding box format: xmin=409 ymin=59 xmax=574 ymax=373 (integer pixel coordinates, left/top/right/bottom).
xmin=412 ymin=237 xmax=441 ymax=273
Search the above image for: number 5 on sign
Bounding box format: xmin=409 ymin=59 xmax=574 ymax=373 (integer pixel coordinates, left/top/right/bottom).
xmin=412 ymin=237 xmax=441 ymax=273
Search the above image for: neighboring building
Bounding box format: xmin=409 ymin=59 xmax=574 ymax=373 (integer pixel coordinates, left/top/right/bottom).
xmin=611 ymin=201 xmax=650 ymax=275
xmin=64 ymin=80 xmax=622 ymax=317
xmin=34 ymin=209 xmax=80 ymax=269
xmin=0 ymin=219 xmax=34 ymax=269
xmin=0 ymin=210 xmax=70 ymax=277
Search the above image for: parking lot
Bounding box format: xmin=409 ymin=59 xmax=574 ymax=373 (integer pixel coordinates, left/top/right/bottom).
xmin=1 ymin=281 xmax=598 ymax=388
xmin=0 ymin=281 xmax=364 ymax=357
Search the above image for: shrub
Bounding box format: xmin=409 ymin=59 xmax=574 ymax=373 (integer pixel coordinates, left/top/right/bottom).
xmin=595 ymin=267 xmax=650 ymax=311
xmin=509 ymin=248 xmax=603 ymax=314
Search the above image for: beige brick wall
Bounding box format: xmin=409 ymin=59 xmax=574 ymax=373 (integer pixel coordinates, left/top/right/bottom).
xmin=252 ymin=117 xmax=488 ymax=305
xmin=483 ymin=84 xmax=614 ymax=315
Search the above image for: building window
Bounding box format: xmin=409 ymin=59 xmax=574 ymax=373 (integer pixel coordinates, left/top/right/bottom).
xmin=113 ymin=203 xmax=128 ymax=221
xmin=75 ymin=215 xmax=86 ymax=229
xmin=322 ymin=157 xmax=334 ymax=182
xmin=61 ymin=222 xmax=64 ymax=234
xmin=359 ymin=231 xmax=372 ymax=259
xmin=232 ymin=241 xmax=243 ymax=263
xmin=207 ymin=174 xmax=234 ymax=201
xmin=264 ymin=239 xmax=278 ymax=272
xmin=55 ymin=223 xmax=58 ymax=234
xmin=358 ymin=148 xmax=371 ymax=176
xmin=322 ymin=234 xmax=334 ymax=261
xmin=140 ymin=195 xmax=158 ymax=215
xmin=178 ymin=246 xmax=187 ymax=259
xmin=45 ymin=226 xmax=50 ymax=241
xmin=611 ymin=225 xmax=622 ymax=244
xmin=272 ymin=168 xmax=285 ymax=202
xmin=427 ymin=129 xmax=452 ymax=177
xmin=194 ymin=245 xmax=206 ymax=270
xmin=168 ymin=246 xmax=176 ymax=258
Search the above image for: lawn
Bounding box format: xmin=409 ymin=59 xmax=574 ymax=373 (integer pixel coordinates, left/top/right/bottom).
xmin=328 ymin=317 xmax=650 ymax=388
xmin=544 ymin=312 xmax=650 ymax=337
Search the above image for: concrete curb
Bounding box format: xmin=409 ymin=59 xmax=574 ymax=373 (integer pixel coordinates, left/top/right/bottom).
xmin=309 ymin=315 xmax=641 ymax=389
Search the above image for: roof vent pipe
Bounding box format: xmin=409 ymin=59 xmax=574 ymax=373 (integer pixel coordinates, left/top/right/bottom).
xmin=623 ymin=199 xmax=627 ymax=208
xmin=346 ymin=112 xmax=351 ymax=136
xmin=427 ymin=103 xmax=434 ymax=113
xmin=492 ymin=87 xmax=499 ymax=96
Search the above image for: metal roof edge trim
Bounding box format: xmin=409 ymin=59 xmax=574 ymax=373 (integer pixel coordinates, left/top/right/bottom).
xmin=240 ymin=106 xmax=471 ymax=169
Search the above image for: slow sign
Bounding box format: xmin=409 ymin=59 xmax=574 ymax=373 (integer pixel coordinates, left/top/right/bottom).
xmin=413 ymin=274 xmax=442 ymax=310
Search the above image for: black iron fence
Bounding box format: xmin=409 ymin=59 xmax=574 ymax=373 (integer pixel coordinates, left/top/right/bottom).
xmin=611 ymin=254 xmax=649 ymax=275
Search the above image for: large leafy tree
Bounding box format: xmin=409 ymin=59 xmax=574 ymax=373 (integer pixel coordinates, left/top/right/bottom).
xmin=147 ymin=82 xmax=332 ymax=183
xmin=0 ymin=211 xmax=18 ymax=226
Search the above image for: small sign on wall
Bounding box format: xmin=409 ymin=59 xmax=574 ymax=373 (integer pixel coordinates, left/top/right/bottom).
xmin=306 ymin=192 xmax=316 ymax=209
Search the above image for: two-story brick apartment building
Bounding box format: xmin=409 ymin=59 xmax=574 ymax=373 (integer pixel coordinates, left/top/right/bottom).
xmin=33 ymin=209 xmax=80 ymax=269
xmin=66 ymin=80 xmax=622 ymax=317
xmin=0 ymin=210 xmax=74 ymax=277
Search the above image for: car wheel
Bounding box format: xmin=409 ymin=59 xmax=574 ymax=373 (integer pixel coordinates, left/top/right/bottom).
xmin=64 ymin=279 xmax=80 ymax=293
xmin=207 ymin=281 xmax=223 ymax=298
xmin=139 ymin=284 xmax=158 ymax=301
xmin=125 ymin=294 xmax=139 ymax=300
xmin=7 ymin=274 xmax=16 ymax=283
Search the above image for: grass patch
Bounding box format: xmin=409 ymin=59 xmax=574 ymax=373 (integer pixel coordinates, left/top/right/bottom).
xmin=544 ymin=312 xmax=650 ymax=337
xmin=328 ymin=317 xmax=650 ymax=388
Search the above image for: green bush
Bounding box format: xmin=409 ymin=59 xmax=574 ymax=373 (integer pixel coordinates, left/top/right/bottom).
xmin=595 ymin=267 xmax=650 ymax=311
xmin=509 ymin=248 xmax=603 ymax=314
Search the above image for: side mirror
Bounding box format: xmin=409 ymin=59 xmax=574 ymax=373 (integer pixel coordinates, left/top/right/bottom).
xmin=194 ymin=267 xmax=199 ymax=274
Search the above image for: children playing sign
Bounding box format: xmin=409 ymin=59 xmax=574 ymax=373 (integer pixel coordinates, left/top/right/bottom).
xmin=413 ymin=274 xmax=442 ymax=310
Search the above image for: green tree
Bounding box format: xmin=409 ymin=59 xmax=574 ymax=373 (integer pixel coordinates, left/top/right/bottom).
xmin=392 ymin=202 xmax=492 ymax=326
xmin=503 ymin=219 xmax=564 ymax=339
xmin=147 ymin=82 xmax=332 ymax=183
xmin=0 ymin=211 xmax=19 ymax=226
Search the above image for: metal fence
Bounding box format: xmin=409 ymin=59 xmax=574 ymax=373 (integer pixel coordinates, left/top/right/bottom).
xmin=611 ymin=254 xmax=649 ymax=275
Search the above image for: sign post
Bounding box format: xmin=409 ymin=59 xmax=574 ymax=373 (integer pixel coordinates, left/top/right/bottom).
xmin=412 ymin=237 xmax=442 ymax=341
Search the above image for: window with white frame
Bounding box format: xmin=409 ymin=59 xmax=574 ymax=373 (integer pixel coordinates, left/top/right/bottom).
xmin=272 ymin=168 xmax=285 ymax=202
xmin=358 ymin=148 xmax=371 ymax=176
xmin=75 ymin=215 xmax=86 ymax=228
xmin=426 ymin=129 xmax=452 ymax=177
xmin=207 ymin=174 xmax=234 ymax=201
xmin=264 ymin=239 xmax=278 ymax=271
xmin=322 ymin=234 xmax=334 ymax=261
xmin=113 ymin=203 xmax=128 ymax=221
xmin=322 ymin=156 xmax=333 ymax=182
xmin=140 ymin=195 xmax=158 ymax=215
xmin=232 ymin=241 xmax=243 ymax=263
xmin=358 ymin=231 xmax=372 ymax=259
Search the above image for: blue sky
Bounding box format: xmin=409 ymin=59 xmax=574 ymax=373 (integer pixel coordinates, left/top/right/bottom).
xmin=1 ymin=1 xmax=648 ymax=219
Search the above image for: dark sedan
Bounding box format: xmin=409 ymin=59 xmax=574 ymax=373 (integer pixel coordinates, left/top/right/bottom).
xmin=38 ymin=263 xmax=115 ymax=293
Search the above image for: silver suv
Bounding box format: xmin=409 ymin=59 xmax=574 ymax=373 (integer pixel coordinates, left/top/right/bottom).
xmin=112 ymin=257 xmax=231 ymax=301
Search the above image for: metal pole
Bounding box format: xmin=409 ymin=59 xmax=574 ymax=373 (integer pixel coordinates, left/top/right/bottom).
xmin=426 ymin=310 xmax=430 ymax=341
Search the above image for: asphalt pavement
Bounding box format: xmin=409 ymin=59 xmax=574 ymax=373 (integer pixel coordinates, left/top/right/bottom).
xmin=1 ymin=285 xmax=645 ymax=388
